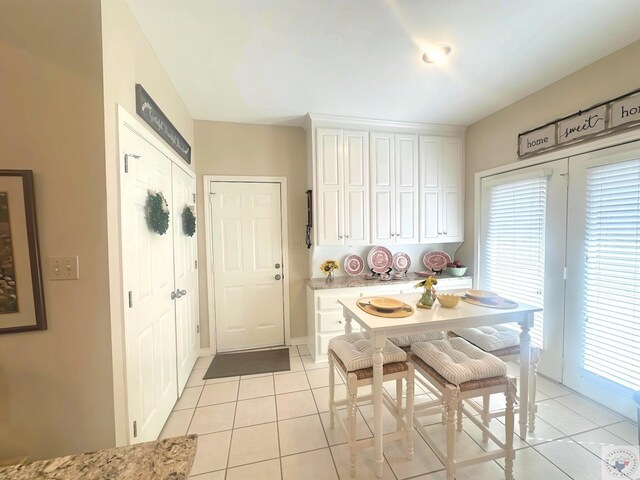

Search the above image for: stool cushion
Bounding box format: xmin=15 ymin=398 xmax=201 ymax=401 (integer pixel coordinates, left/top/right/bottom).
xmin=328 ymin=333 xmax=407 ymax=372
xmin=364 ymin=331 xmax=445 ymax=347
xmin=451 ymin=324 xmax=521 ymax=352
xmin=411 ymin=338 xmax=507 ymax=385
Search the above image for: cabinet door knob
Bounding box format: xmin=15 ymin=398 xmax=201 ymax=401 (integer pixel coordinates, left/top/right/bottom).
xmin=438 ymin=232 xmax=442 ymax=235
xmin=345 ymin=235 xmax=349 ymax=239
xmin=338 ymin=235 xmax=343 ymax=239
xmin=443 ymin=231 xmax=448 ymax=235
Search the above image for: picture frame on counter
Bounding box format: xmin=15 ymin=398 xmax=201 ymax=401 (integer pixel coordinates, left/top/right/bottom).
xmin=518 ymin=87 xmax=640 ymax=158
xmin=0 ymin=170 xmax=46 ymax=334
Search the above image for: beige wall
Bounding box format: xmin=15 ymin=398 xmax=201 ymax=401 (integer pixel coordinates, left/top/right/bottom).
xmin=0 ymin=0 xmax=115 ymax=460
xmin=100 ymin=0 xmax=195 ymax=445
xmin=194 ymin=121 xmax=308 ymax=344
xmin=459 ymin=39 xmax=640 ymax=265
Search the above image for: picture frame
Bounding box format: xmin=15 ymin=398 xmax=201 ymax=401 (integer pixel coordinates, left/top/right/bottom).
xmin=0 ymin=170 xmax=46 ymax=334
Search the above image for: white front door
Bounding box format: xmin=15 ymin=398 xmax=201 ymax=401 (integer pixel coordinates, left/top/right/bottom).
xmin=120 ymin=125 xmax=177 ymax=443
xmin=210 ymin=182 xmax=285 ymax=351
xmin=171 ymin=163 xmax=199 ymax=393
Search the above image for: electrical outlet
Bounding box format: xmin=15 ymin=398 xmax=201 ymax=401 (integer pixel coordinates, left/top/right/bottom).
xmin=48 ymin=256 xmax=79 ymax=280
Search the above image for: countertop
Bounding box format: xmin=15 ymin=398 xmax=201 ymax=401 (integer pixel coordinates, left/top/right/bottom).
xmin=0 ymin=435 xmax=197 ymax=480
xmin=306 ymin=272 xmax=472 ymax=290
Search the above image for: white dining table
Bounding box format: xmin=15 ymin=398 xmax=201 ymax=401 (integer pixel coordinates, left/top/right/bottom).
xmin=339 ymin=292 xmax=541 ymax=478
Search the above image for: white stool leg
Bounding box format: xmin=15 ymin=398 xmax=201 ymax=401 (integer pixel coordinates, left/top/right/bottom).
xmin=396 ymin=378 xmax=403 ymax=431
xmin=328 ymin=353 xmax=336 ymax=428
xmin=405 ymin=366 xmax=414 ymax=460
xmin=444 ymin=386 xmax=458 ymax=480
xmin=348 ymin=374 xmax=358 ymax=478
xmin=482 ymin=393 xmax=490 ymax=442
xmin=456 ymin=401 xmax=463 ymax=432
xmin=505 ymin=377 xmax=516 ymax=480
xmin=528 ymin=349 xmax=539 ymax=433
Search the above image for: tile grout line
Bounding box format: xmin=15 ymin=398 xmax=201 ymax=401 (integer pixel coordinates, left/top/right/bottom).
xmin=222 ymin=367 xmax=242 ymax=480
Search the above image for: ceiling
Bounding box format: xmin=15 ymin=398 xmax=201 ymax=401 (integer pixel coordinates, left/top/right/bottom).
xmin=126 ymin=0 xmax=640 ymax=127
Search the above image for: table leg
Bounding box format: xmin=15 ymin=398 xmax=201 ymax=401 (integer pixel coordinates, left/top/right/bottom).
xmin=518 ymin=315 xmax=532 ymax=438
xmin=371 ymin=333 xmax=386 ymax=478
xmin=343 ymin=307 xmax=353 ymax=334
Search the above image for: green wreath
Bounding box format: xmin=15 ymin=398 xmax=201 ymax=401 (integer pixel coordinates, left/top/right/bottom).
xmin=146 ymin=191 xmax=170 ymax=235
xmin=182 ymin=205 xmax=196 ymax=237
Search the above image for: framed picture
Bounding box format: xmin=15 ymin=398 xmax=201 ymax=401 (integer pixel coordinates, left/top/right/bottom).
xmin=0 ymin=170 xmax=46 ymax=334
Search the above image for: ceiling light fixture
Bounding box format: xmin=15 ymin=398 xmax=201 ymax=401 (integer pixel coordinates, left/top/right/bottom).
xmin=422 ymin=45 xmax=452 ymax=64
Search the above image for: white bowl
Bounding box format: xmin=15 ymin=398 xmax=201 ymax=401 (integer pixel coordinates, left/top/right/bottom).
xmin=465 ymin=289 xmax=498 ymax=299
xmin=446 ymin=266 xmax=468 ymax=277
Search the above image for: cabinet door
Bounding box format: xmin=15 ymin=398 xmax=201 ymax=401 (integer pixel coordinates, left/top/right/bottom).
xmin=370 ymin=132 xmax=395 ymax=244
xmin=343 ymin=130 xmax=369 ymax=245
xmin=440 ymin=137 xmax=464 ymax=242
xmin=419 ymin=136 xmax=442 ymax=242
xmin=316 ymin=128 xmax=343 ymax=245
xmin=395 ymin=134 xmax=419 ymax=244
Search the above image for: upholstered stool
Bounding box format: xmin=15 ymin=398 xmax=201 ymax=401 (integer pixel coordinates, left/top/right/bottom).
xmin=328 ymin=333 xmax=414 ymax=477
xmin=410 ymin=338 xmax=516 ymax=480
xmin=451 ymin=325 xmax=540 ymax=433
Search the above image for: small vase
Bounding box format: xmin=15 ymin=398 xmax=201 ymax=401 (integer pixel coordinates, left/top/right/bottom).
xmin=326 ymin=271 xmax=334 ymax=283
xmin=419 ymin=290 xmax=434 ymax=307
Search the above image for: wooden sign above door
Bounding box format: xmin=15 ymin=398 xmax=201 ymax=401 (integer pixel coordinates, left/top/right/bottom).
xmin=135 ymin=84 xmax=192 ymax=164
xmin=518 ymin=88 xmax=640 ymax=158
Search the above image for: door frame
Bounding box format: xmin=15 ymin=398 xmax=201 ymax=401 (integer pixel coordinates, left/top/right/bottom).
xmin=203 ymin=175 xmax=291 ymax=354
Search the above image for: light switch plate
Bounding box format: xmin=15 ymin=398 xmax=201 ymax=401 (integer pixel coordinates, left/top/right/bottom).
xmin=48 ymin=256 xmax=79 ymax=280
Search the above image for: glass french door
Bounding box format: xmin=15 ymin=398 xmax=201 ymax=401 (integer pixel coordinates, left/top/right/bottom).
xmin=564 ymin=141 xmax=640 ymax=419
xmin=478 ymin=159 xmax=568 ymax=381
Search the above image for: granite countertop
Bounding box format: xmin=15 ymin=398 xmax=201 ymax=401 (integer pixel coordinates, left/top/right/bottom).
xmin=0 ymin=435 xmax=197 ymax=480
xmin=306 ymin=272 xmax=472 ymax=290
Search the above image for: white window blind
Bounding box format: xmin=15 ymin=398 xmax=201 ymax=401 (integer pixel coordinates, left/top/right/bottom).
xmin=481 ymin=175 xmax=547 ymax=348
xmin=582 ymin=158 xmax=640 ymax=391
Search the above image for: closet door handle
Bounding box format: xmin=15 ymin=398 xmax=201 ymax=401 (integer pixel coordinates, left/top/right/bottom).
xmin=178 ymin=289 xmax=187 ymax=296
xmin=171 ymin=291 xmax=177 ymax=300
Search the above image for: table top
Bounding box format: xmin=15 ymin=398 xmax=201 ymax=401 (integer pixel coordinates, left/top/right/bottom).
xmin=339 ymin=292 xmax=541 ymax=334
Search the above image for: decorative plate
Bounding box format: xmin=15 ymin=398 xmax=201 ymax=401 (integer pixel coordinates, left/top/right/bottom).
xmin=367 ymin=246 xmax=393 ymax=274
xmin=423 ymin=251 xmax=451 ymax=271
xmin=392 ymin=252 xmax=411 ymax=273
xmin=344 ymin=254 xmax=365 ymax=276
xmin=465 ymin=289 xmax=498 ymax=300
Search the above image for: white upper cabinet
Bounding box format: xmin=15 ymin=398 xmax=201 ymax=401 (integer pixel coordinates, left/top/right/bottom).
xmin=419 ymin=135 xmax=464 ymax=243
xmin=371 ymin=132 xmax=418 ymax=244
xmin=307 ymin=114 xmax=464 ymax=247
xmin=316 ymin=128 xmax=369 ymax=246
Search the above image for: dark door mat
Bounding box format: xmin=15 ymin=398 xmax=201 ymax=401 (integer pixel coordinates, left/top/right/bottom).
xmin=203 ymin=348 xmax=291 ymax=379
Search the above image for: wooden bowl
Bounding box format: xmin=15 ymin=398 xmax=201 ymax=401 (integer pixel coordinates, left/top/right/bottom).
xmin=436 ymin=293 xmax=461 ymax=308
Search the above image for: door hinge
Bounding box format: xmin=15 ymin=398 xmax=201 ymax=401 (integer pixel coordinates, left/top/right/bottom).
xmin=194 ymin=260 xmax=198 ymax=269
xmin=133 ymin=420 xmax=137 ymax=438
xmin=128 ymin=291 xmax=133 ymax=308
xmin=192 ymin=193 xmax=196 ymax=203
xmin=196 ymin=324 xmax=200 ymax=334
xmin=124 ymin=153 xmax=140 ymax=173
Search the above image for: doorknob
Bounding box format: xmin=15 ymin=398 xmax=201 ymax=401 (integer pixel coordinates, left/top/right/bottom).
xmin=178 ymin=289 xmax=187 ymax=296
xmin=275 ymin=263 xmax=281 ymax=269
xmin=275 ymin=274 xmax=282 ymax=280
xmin=171 ymin=291 xmax=177 ymax=300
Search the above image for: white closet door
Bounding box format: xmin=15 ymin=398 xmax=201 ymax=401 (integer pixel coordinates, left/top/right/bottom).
xmin=171 ymin=164 xmax=199 ymax=394
xmin=564 ymin=141 xmax=640 ymax=418
xmin=316 ymin=128 xmax=343 ymax=246
xmin=121 ymin=125 xmax=177 ymax=443
xmin=343 ymin=130 xmax=369 ymax=245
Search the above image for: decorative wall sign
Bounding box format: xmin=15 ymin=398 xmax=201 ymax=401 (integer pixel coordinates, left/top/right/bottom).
xmin=0 ymin=170 xmax=46 ymax=334
xmin=135 ymin=84 xmax=192 ymax=164
xmin=518 ymin=88 xmax=640 ymax=158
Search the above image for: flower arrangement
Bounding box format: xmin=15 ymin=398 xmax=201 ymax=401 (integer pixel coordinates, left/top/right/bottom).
xmin=320 ymin=260 xmax=339 ymax=282
xmin=415 ymin=276 xmax=438 ymax=307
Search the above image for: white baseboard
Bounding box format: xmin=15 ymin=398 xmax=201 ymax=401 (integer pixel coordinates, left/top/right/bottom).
xmin=289 ymin=336 xmax=308 ymax=346
xmin=199 ymin=348 xmax=212 ymax=357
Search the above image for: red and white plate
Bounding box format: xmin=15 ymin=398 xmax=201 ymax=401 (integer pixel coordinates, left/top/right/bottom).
xmin=392 ymin=252 xmax=411 ymax=273
xmin=344 ymin=255 xmax=365 ymax=276
xmin=423 ymin=251 xmax=451 ymax=271
xmin=367 ymin=246 xmax=393 ymax=274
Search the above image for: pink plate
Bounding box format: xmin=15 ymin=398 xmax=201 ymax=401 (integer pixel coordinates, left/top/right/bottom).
xmin=423 ymin=251 xmax=451 ymax=271
xmin=367 ymin=246 xmax=393 ymax=274
xmin=344 ymin=255 xmax=364 ymax=276
xmin=392 ymin=252 xmax=411 ymax=273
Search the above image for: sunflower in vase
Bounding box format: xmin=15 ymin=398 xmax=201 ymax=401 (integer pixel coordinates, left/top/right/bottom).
xmin=415 ymin=276 xmax=438 ymax=307
xmin=321 ymin=260 xmax=339 ymax=282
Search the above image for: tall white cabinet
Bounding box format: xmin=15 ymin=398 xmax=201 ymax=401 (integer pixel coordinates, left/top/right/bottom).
xmin=306 ymin=115 xmax=465 ymax=247
xmin=316 ymin=128 xmax=370 ymax=246
xmin=419 ymin=135 xmax=464 ymax=243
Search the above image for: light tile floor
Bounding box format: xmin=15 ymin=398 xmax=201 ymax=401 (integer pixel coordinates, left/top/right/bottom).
xmin=159 ymin=346 xmax=639 ymax=479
